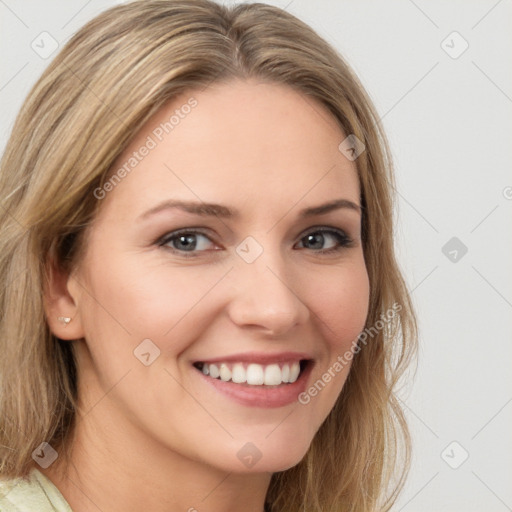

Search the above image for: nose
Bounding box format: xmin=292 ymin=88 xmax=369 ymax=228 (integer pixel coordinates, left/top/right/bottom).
xmin=226 ymin=250 xmax=310 ymax=337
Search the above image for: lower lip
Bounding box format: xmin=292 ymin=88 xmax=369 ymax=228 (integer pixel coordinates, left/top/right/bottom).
xmin=195 ymin=362 xmax=313 ymax=408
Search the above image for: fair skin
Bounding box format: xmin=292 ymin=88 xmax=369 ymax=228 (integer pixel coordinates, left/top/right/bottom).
xmin=43 ymin=79 xmax=369 ymax=512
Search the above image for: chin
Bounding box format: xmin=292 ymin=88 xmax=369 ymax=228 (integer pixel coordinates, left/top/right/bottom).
xmin=254 ymin=452 xmax=308 ymax=473
xmin=222 ymin=434 xmax=313 ymax=474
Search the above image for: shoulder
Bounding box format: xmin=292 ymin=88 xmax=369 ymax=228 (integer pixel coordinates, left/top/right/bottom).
xmin=0 ymin=468 xmax=72 ymax=511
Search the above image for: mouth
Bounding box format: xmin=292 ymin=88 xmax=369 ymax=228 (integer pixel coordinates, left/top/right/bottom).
xmin=193 ymin=359 xmax=311 ymax=387
xmin=192 ymin=356 xmax=313 ymax=408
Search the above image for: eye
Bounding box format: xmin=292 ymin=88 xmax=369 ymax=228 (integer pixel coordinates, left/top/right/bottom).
xmin=158 ymin=229 xmax=217 ymax=257
xmin=295 ymin=227 xmax=353 ymax=254
xmin=157 ymin=226 xmax=354 ymax=258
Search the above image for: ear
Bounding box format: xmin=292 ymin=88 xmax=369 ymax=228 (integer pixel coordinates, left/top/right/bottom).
xmin=43 ymin=256 xmax=85 ymax=341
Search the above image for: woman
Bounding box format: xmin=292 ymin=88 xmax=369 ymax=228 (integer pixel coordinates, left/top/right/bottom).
xmin=0 ymin=1 xmax=417 ymax=511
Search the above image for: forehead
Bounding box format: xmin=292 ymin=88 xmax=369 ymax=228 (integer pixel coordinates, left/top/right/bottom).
xmin=100 ymin=79 xmax=360 ymax=221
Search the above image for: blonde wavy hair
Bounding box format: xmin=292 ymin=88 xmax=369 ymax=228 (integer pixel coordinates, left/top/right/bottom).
xmin=0 ymin=1 xmax=417 ymax=510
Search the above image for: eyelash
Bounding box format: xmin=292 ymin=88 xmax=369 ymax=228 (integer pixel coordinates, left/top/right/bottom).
xmin=157 ymin=227 xmax=354 ymax=258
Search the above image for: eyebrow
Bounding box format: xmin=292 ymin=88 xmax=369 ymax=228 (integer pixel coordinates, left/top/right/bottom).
xmin=138 ymin=198 xmax=362 ymax=221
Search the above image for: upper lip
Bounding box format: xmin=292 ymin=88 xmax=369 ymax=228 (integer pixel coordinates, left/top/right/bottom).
xmin=194 ymin=351 xmax=313 ymax=365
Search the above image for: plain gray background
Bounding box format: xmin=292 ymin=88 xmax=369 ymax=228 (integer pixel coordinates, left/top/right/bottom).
xmin=1 ymin=1 xmax=511 ymax=510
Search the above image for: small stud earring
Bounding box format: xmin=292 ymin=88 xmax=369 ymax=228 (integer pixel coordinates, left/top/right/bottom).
xmin=58 ymin=316 xmax=72 ymax=325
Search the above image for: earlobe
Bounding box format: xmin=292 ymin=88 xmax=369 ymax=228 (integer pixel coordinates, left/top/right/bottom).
xmin=43 ymin=257 xmax=85 ymax=341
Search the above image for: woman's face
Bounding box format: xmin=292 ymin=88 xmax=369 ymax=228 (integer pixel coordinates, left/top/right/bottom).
xmin=65 ymin=79 xmax=369 ymax=473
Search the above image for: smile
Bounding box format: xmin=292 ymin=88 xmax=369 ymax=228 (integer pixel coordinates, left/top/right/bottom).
xmin=193 ymin=360 xmax=307 ymax=386
xmin=193 ymin=357 xmax=313 ymax=408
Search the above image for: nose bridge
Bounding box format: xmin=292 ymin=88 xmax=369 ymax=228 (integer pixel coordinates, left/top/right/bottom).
xmin=227 ymin=234 xmax=309 ymax=335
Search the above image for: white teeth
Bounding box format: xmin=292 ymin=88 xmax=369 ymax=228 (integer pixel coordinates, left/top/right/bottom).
xmin=264 ymin=364 xmax=282 ymax=386
xmin=198 ymin=361 xmax=305 ymax=386
xmin=219 ymin=363 xmax=231 ymax=382
xmin=281 ymin=364 xmax=290 ymax=383
xmin=231 ymin=363 xmax=246 ymax=383
xmin=246 ymin=363 xmax=265 ymax=385
xmin=289 ymin=362 xmax=300 ymax=383
xmin=209 ymin=364 xmax=220 ymax=379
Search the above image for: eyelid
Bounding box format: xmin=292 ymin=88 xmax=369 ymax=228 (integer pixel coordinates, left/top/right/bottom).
xmin=301 ymin=225 xmax=349 ymax=237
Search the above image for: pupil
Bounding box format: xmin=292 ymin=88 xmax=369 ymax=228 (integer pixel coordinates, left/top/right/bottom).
xmin=177 ymin=234 xmax=196 ymax=250
xmin=307 ymin=233 xmax=323 ymax=249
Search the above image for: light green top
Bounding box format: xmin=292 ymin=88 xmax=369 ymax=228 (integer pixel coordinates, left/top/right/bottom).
xmin=0 ymin=468 xmax=72 ymax=511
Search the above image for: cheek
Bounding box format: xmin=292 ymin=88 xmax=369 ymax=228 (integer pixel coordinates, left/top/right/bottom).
xmin=77 ymin=252 xmax=229 ymax=356
xmin=308 ymin=260 xmax=370 ymax=351
xmin=293 ymin=262 xmax=369 ymax=435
